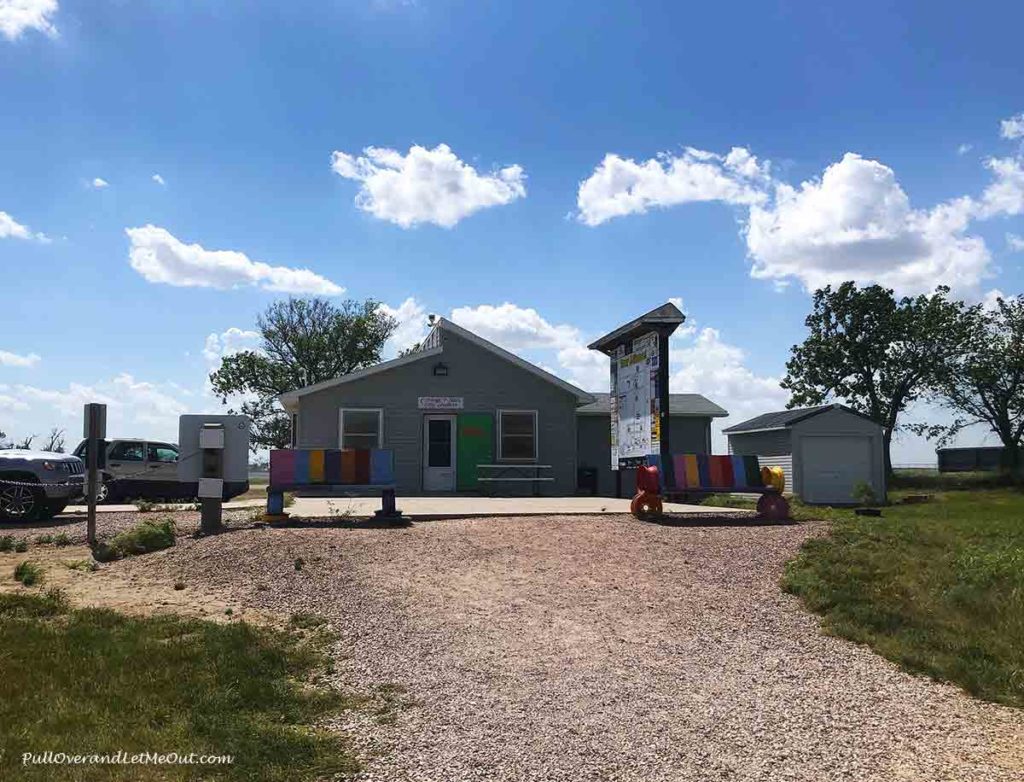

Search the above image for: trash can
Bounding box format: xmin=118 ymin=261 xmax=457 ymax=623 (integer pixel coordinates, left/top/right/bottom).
xmin=577 ymin=466 xmax=598 ymax=496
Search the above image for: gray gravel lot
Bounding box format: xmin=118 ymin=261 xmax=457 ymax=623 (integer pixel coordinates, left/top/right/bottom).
xmin=12 ymin=511 xmax=1023 ymax=780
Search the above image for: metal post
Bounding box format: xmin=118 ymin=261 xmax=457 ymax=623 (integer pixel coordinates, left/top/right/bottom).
xmin=198 ymin=423 xmax=225 ymax=535
xmin=83 ymin=403 xmax=106 ymax=548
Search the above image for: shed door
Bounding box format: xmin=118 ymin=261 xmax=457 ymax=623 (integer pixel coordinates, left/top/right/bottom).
xmin=800 ymin=435 xmax=873 ymax=504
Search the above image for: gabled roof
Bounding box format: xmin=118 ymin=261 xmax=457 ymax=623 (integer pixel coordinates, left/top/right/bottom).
xmin=587 ymin=302 xmax=686 ymax=353
xmin=577 ymin=392 xmax=728 ymax=418
xmin=279 ymin=345 xmax=444 ymax=410
xmin=279 ymin=317 xmax=594 ymax=410
xmin=433 ymin=317 xmax=593 ymax=402
xmin=722 ymin=403 xmax=877 ymax=434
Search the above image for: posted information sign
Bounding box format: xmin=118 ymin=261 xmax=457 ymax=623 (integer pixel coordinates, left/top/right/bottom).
xmin=610 ymin=331 xmax=660 ymax=468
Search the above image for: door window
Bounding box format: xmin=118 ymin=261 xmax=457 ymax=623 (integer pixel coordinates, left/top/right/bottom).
xmin=147 ymin=444 xmax=179 ymax=463
xmin=108 ymin=441 xmax=145 ymax=462
xmin=428 ymin=419 xmax=452 ymax=467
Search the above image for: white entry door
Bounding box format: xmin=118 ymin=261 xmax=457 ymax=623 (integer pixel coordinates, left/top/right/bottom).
xmin=423 ymin=415 xmax=456 ymax=491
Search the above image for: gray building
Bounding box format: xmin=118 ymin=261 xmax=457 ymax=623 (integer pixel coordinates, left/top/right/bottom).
xmin=280 ymin=317 xmax=726 ymax=497
xmin=724 ymin=404 xmax=886 ymax=505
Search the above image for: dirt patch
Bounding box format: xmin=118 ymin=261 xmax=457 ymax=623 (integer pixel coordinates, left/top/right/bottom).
xmin=0 ymin=510 xmax=276 ymax=625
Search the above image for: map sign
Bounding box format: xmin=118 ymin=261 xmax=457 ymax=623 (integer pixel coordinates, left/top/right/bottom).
xmin=610 ymin=331 xmax=660 ymax=468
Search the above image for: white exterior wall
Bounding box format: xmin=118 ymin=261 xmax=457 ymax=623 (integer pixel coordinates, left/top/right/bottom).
xmin=791 ymin=408 xmax=886 ymax=504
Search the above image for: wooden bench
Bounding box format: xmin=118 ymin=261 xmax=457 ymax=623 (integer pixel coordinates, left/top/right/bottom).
xmin=266 ymin=448 xmax=402 ymax=521
xmin=476 ymin=463 xmax=554 ymax=496
xmin=632 ymin=454 xmax=789 ymax=521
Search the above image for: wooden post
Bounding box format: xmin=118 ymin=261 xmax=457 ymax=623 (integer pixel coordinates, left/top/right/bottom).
xmin=83 ymin=403 xmax=106 ymax=548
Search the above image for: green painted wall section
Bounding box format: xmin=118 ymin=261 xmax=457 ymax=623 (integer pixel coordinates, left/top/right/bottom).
xmin=457 ymin=413 xmax=494 ymax=490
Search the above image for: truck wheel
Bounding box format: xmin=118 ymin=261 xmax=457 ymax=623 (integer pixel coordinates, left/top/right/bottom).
xmin=95 ymin=480 xmax=110 ymax=504
xmin=0 ymin=484 xmax=43 ymax=522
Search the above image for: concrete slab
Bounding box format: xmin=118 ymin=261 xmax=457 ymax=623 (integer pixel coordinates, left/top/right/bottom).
xmin=284 ymin=495 xmax=751 ymax=519
xmin=63 ymin=499 xmax=265 ymax=514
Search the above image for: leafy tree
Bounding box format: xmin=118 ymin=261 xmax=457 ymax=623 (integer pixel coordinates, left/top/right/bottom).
xmin=782 ymin=283 xmax=974 ymax=477
xmin=913 ymin=295 xmax=1024 ymax=473
xmin=209 ymin=298 xmax=398 ymax=450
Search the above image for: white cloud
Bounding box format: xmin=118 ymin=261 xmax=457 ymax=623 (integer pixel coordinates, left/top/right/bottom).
xmin=581 ymin=123 xmax=1024 ymax=296
xmin=668 ymin=326 xmax=788 ymax=450
xmin=378 ymin=297 xmax=430 ymax=356
xmin=0 ymin=210 xmax=48 ymax=242
xmin=449 ymin=303 xmax=582 ymax=352
xmin=202 ymin=327 xmax=261 ymax=365
xmin=576 ymin=146 xmax=770 ymax=226
xmin=91 ymin=177 xmax=109 ymax=189
xmin=125 ymin=225 xmax=344 ymax=295
xmin=982 ymin=289 xmax=1007 ymax=312
xmin=1000 ymin=112 xmax=1024 ymax=141
xmin=0 ymin=393 xmax=29 ymax=411
xmin=8 ymin=374 xmax=191 ymax=443
xmin=957 ymin=143 xmax=973 ymax=156
xmin=330 ymin=143 xmax=526 ymax=228
xmin=747 ymin=153 xmax=991 ymax=294
xmin=0 ymin=349 xmax=40 ymax=367
xmin=0 ymin=0 xmax=58 ymax=40
xmin=152 ymin=173 xmax=166 ymax=186
xmin=974 ymin=155 xmax=1024 ymax=218
xmin=1008 ymin=233 xmax=1024 ymax=252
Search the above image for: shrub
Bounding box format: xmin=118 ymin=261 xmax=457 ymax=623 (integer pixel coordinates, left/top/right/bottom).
xmin=92 ymin=519 xmax=176 ymax=563
xmin=13 ymin=538 xmax=28 ymax=553
xmin=53 ymin=532 xmax=72 ymax=547
xmin=35 ymin=534 xmax=53 ymax=544
xmin=64 ymin=559 xmax=98 ymax=572
xmin=0 ymin=588 xmax=67 ymax=617
xmin=133 ymin=499 xmax=156 ymax=513
xmin=851 ymin=480 xmax=877 ymax=506
xmin=14 ymin=561 xmax=44 ymax=587
xmin=294 ymin=557 xmax=305 ymax=571
xmin=0 ymin=535 xmax=13 ymax=552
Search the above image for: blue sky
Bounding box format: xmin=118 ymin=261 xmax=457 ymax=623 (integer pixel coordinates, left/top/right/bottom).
xmin=1 ymin=0 xmax=1022 ymax=462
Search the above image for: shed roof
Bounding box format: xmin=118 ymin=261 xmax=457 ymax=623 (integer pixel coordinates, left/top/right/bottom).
xmin=722 ymin=403 xmax=878 ymax=434
xmin=577 ymin=392 xmax=728 ymax=418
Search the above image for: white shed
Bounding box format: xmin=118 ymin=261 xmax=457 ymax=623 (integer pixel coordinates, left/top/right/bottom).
xmin=723 ymin=404 xmax=886 ymax=505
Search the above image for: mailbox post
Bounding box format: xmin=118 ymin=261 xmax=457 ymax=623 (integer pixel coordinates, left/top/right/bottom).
xmin=198 ymin=422 xmax=225 ymax=534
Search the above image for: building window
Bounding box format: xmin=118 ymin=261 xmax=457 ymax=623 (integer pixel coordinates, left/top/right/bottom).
xmin=290 ymin=413 xmax=298 ymax=447
xmin=498 ymin=410 xmax=537 ymax=461
xmin=339 ymin=409 xmax=383 ymax=450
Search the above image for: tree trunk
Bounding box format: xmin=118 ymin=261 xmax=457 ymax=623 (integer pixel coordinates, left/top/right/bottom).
xmin=882 ymin=428 xmax=894 ymax=480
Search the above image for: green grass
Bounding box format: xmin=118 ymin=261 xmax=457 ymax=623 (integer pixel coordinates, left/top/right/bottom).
xmin=92 ymin=519 xmax=176 ymax=563
xmin=0 ymin=591 xmax=360 ymax=781
xmin=779 ymin=488 xmax=1024 ymax=708
xmin=890 ymin=467 xmax=1017 ymax=491
xmin=13 ymin=560 xmax=44 ymax=587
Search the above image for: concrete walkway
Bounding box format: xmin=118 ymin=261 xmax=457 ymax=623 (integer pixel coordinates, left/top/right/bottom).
xmin=64 ymin=499 xmax=265 ymax=514
xmin=285 ymin=495 xmax=750 ymax=519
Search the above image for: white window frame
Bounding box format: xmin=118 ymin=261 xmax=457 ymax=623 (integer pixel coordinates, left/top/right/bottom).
xmin=338 ymin=408 xmax=384 ymax=449
xmin=497 ymin=409 xmax=538 ymax=461
xmin=290 ymin=413 xmax=299 ymax=448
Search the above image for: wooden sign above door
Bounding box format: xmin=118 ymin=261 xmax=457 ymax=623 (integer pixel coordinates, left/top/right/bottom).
xmin=417 ymin=396 xmax=464 ymax=410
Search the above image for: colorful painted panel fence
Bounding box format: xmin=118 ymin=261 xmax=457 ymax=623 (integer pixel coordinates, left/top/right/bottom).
xmin=269 ymin=448 xmax=395 ymax=487
xmin=669 ymin=454 xmax=765 ymax=491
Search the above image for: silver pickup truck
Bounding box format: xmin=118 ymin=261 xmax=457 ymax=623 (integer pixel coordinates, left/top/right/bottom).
xmin=0 ymin=450 xmax=85 ymax=522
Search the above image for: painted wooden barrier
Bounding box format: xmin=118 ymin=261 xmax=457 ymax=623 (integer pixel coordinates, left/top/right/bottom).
xmin=266 ymin=448 xmax=401 ymax=520
xmin=632 ymin=453 xmax=789 ymax=521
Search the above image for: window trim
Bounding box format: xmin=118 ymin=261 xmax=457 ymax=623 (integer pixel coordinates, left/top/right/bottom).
xmin=146 ymin=442 xmax=179 ymax=464
xmin=290 ymin=413 xmax=298 ymax=448
xmin=338 ymin=408 xmax=384 ymax=450
xmin=497 ymin=409 xmax=538 ymax=462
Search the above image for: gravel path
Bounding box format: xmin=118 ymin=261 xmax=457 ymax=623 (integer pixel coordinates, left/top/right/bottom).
xmin=44 ymin=513 xmax=1024 ymax=781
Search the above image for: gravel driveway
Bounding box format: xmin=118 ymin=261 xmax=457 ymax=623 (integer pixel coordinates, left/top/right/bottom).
xmin=103 ymin=515 xmax=1024 ymax=780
